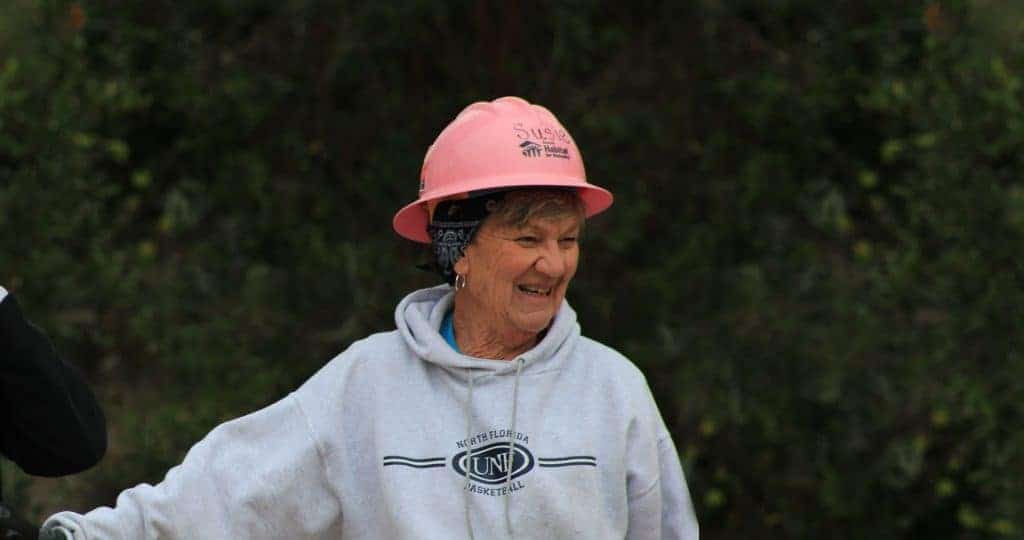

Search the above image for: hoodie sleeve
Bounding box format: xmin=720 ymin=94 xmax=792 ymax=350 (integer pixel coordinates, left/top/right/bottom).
xmin=657 ymin=434 xmax=699 ymax=539
xmin=0 ymin=291 xmax=107 ymax=475
xmin=626 ymin=381 xmax=699 ymax=540
xmin=42 ymin=392 xmax=343 ymax=539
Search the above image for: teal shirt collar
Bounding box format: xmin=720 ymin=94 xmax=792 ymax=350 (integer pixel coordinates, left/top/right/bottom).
xmin=441 ymin=309 xmax=460 ymax=353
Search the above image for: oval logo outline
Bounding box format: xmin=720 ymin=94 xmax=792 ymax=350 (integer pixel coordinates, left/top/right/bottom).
xmin=451 ymin=442 xmax=535 ymax=485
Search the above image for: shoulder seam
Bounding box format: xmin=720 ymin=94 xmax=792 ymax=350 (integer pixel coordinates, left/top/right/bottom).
xmin=632 ymin=470 xmax=663 ymax=500
xmin=289 ymin=393 xmax=332 ymax=485
xmin=633 ymin=436 xmax=674 ymax=499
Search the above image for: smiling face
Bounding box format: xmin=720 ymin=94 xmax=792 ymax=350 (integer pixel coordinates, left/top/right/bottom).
xmin=453 ymin=213 xmax=582 ymax=346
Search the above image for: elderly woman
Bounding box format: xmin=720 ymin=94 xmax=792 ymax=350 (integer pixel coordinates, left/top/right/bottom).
xmin=41 ymin=97 xmax=698 ymax=539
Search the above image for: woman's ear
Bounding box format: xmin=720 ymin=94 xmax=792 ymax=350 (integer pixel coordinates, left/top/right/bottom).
xmin=454 ymin=254 xmax=469 ymax=276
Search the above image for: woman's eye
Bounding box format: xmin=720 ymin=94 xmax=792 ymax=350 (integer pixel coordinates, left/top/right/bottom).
xmin=516 ymin=236 xmax=539 ymax=245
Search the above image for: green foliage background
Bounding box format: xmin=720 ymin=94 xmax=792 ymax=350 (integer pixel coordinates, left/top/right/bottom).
xmin=2 ymin=0 xmax=1022 ymax=538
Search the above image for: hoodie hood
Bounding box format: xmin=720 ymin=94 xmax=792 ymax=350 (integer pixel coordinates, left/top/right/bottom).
xmin=395 ymin=284 xmax=581 ymax=376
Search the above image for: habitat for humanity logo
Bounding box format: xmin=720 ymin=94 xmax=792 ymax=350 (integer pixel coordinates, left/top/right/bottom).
xmin=383 ymin=428 xmax=598 ymax=498
xmin=512 ymin=122 xmax=571 ymax=159
xmin=520 ymin=140 xmax=542 ymax=157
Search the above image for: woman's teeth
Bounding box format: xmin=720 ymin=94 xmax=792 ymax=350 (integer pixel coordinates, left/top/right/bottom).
xmin=518 ymin=285 xmax=551 ymax=296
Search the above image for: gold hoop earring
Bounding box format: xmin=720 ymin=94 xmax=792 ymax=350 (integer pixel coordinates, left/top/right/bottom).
xmin=454 ymin=273 xmax=467 ymax=291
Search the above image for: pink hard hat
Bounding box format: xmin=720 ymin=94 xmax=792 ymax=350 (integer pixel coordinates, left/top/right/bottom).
xmin=392 ymin=96 xmax=614 ymax=243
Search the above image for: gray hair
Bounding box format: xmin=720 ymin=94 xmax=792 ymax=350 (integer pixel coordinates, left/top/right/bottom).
xmin=482 ymin=188 xmax=586 ymax=232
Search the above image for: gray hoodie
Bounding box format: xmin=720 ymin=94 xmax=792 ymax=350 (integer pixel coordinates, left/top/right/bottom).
xmin=44 ymin=285 xmax=698 ymax=539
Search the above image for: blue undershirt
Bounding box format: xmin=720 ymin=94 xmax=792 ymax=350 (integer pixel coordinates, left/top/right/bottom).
xmin=441 ymin=309 xmax=460 ymax=352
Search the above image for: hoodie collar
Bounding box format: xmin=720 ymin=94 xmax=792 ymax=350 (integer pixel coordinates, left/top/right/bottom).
xmin=395 ymin=284 xmax=580 ymax=376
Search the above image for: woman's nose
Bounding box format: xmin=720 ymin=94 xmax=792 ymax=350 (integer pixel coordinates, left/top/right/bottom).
xmin=534 ymin=243 xmax=566 ymax=277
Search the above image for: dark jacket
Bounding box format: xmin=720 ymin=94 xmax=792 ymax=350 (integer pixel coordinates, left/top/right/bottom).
xmin=0 ymin=293 xmax=106 ymax=476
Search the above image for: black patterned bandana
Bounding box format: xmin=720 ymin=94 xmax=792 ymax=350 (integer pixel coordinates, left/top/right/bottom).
xmin=427 ymin=191 xmax=507 ymax=285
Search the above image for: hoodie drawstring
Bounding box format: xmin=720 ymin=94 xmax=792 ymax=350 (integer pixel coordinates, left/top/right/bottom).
xmin=464 ymin=372 xmax=477 ymax=540
xmin=504 ymin=357 xmax=525 ymax=538
xmin=463 ymin=357 xmax=526 ymax=540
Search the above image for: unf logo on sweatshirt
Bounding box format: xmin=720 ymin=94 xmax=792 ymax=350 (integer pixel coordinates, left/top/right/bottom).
xmin=382 ymin=429 xmax=597 ymax=497
xmin=451 ymin=442 xmax=533 ymax=484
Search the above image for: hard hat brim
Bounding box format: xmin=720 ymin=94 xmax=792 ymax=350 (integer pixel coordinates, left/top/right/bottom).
xmin=392 ymin=175 xmax=614 ymax=243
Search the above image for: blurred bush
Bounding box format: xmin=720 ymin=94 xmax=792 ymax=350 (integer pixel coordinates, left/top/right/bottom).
xmin=1 ymin=0 xmax=1021 ymax=538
